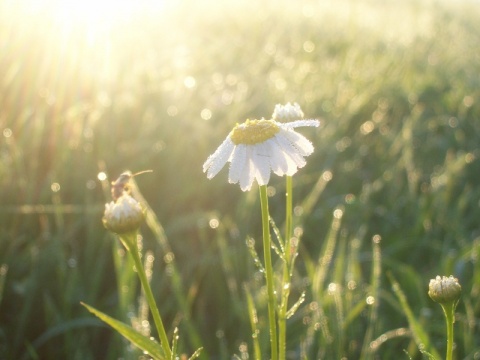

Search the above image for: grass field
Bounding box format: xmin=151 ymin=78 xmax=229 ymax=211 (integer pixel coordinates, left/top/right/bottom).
xmin=1 ymin=0 xmax=480 ymax=359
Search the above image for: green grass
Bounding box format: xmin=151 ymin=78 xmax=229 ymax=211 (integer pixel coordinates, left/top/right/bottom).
xmin=1 ymin=0 xmax=479 ymax=358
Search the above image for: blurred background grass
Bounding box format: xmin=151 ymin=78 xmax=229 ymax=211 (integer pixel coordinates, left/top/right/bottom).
xmin=1 ymin=0 xmax=480 ymax=358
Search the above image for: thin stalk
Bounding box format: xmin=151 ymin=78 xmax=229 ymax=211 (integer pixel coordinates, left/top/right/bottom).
xmin=278 ymin=176 xmax=293 ymax=359
xmin=259 ymin=185 xmax=278 ymax=360
xmin=121 ymin=232 xmax=173 ymax=359
xmin=441 ymin=302 xmax=455 ymax=360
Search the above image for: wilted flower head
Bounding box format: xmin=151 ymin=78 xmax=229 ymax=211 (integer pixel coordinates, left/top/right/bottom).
xmin=103 ymin=193 xmax=144 ymax=234
xmin=203 ymin=118 xmax=319 ymax=191
xmin=272 ymin=102 xmax=304 ymax=122
xmin=428 ymin=275 xmax=462 ymax=305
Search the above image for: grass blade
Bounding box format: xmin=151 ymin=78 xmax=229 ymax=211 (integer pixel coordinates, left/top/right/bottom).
xmin=81 ymin=302 xmax=165 ymax=360
xmin=387 ymin=274 xmax=441 ymax=360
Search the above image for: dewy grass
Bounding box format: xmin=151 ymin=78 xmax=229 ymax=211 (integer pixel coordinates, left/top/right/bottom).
xmin=3 ymin=2 xmax=480 ymax=358
xmin=278 ymin=175 xmax=293 ymax=360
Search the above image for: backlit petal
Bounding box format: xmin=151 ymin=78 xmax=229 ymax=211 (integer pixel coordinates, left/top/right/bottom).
xmin=280 ymin=129 xmax=314 ymax=156
xmin=228 ymin=144 xmax=247 ymax=184
xmin=267 ymin=138 xmax=289 ymax=175
xmin=281 ymin=119 xmax=320 ymax=129
xmin=203 ymin=137 xmax=235 ymax=179
xmin=239 ymin=147 xmax=255 ymax=191
xmin=252 ymin=142 xmax=271 ymax=185
xmin=276 ymin=134 xmax=306 ymax=172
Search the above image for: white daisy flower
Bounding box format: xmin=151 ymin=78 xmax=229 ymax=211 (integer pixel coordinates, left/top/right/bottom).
xmin=272 ymin=102 xmax=304 ymax=122
xmin=203 ymin=118 xmax=319 ymax=191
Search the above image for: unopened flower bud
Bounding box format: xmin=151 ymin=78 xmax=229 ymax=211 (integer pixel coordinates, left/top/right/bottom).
xmin=428 ymin=275 xmax=462 ymax=304
xmin=103 ymin=193 xmax=144 ymax=234
xmin=272 ymin=102 xmax=304 ymax=122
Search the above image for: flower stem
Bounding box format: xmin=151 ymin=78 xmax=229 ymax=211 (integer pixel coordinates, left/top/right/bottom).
xmin=121 ymin=232 xmax=173 ymax=359
xmin=259 ymin=185 xmax=278 ymax=360
xmin=441 ymin=302 xmax=455 ymax=360
xmin=278 ymin=176 xmax=293 ymax=360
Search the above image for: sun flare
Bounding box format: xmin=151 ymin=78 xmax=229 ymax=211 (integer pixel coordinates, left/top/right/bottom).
xmin=1 ymin=0 xmax=171 ymax=94
xmin=52 ymin=0 xmax=166 ymax=27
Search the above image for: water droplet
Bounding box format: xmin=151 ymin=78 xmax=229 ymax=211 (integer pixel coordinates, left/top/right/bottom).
xmin=333 ymin=208 xmax=343 ymax=219
xmin=167 ymin=105 xmax=178 ymax=117
xmin=3 ymin=128 xmax=12 ymax=138
xmin=97 ymin=172 xmax=107 ymax=181
xmin=322 ymin=170 xmax=333 ymax=181
xmin=327 ymin=282 xmax=338 ymax=294
xmin=209 ymin=218 xmax=219 ymax=229
xmin=86 ymin=180 xmax=96 ymax=190
xmin=347 ymin=280 xmax=357 ymax=290
xmin=184 ymin=76 xmax=196 ymax=88
xmin=67 ymin=258 xmax=77 ymax=268
xmin=201 ymin=108 xmax=212 ymax=120
xmin=303 ymin=40 xmax=315 ymax=53
xmin=294 ymin=206 xmax=303 ymax=216
xmin=164 ymin=252 xmax=175 ymax=264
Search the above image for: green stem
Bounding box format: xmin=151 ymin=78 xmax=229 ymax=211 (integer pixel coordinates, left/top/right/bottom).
xmin=441 ymin=302 xmax=455 ymax=360
xmin=122 ymin=232 xmax=173 ymax=359
xmin=278 ymin=176 xmax=293 ymax=360
xmin=259 ymin=185 xmax=278 ymax=360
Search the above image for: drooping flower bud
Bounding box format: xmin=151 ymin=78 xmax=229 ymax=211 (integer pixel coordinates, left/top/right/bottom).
xmin=428 ymin=275 xmax=462 ymax=305
xmin=103 ymin=193 xmax=144 ymax=235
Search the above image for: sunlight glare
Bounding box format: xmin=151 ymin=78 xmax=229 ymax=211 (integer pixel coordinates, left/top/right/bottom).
xmin=49 ymin=0 xmax=167 ymax=27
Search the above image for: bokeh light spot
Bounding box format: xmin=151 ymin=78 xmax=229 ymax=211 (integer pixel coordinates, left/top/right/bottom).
xmin=201 ymin=108 xmax=212 ymax=120
xmin=3 ymin=128 xmax=12 ymax=138
xmin=97 ymin=172 xmax=107 ymax=181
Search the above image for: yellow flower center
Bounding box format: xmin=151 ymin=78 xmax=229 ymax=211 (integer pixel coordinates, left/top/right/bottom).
xmin=230 ymin=119 xmax=280 ymax=145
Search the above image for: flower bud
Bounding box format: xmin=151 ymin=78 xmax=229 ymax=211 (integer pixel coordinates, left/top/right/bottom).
xmin=102 ymin=193 xmax=144 ymax=234
xmin=272 ymin=102 xmax=304 ymax=122
xmin=428 ymin=275 xmax=462 ymax=304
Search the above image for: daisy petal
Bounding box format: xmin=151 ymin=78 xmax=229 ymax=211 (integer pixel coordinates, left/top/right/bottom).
xmin=203 ymin=137 xmax=235 ymax=179
xmin=276 ymin=134 xmax=307 ymax=171
xmin=228 ymin=144 xmax=247 ymax=184
xmin=280 ymin=129 xmax=314 ymax=156
xmin=252 ymin=142 xmax=271 ymax=185
xmin=281 ymin=119 xmax=320 ymax=129
xmin=239 ymin=149 xmax=255 ymax=191
xmin=267 ymin=138 xmax=289 ymax=175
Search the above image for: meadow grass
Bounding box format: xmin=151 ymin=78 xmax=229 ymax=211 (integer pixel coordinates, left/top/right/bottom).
xmin=0 ymin=0 xmax=479 ymax=358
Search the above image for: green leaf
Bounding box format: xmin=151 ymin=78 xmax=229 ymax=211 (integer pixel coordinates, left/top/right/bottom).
xmin=387 ymin=274 xmax=441 ymax=360
xmin=81 ymin=302 xmax=165 ymax=360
